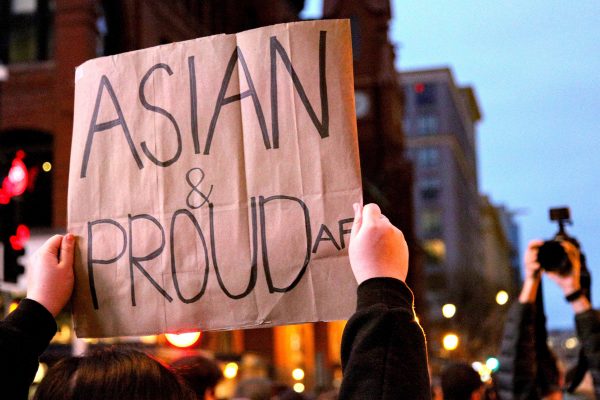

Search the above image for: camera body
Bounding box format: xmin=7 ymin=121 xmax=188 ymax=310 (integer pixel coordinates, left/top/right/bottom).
xmin=537 ymin=207 xmax=577 ymax=276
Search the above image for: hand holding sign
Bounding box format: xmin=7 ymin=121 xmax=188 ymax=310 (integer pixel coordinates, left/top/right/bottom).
xmin=27 ymin=234 xmax=75 ymax=317
xmin=349 ymin=204 xmax=408 ymax=284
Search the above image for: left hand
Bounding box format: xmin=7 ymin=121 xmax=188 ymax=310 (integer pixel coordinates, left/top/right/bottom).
xmin=545 ymin=241 xmax=581 ymax=296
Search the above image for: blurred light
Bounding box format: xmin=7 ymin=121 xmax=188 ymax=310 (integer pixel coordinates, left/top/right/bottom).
xmin=442 ymin=333 xmax=459 ymax=351
xmin=293 ymin=383 xmax=305 ymax=393
xmin=139 ymin=335 xmax=157 ymax=344
xmin=472 ymin=361 xmax=483 ymax=372
xmin=414 ymin=83 xmax=425 ymax=93
xmin=565 ymin=337 xmax=579 ymax=349
xmin=496 ymin=290 xmax=509 ymax=305
xmin=223 ymin=362 xmax=239 ymax=379
xmin=10 ymin=224 xmax=30 ymax=251
xmin=165 ymin=331 xmax=201 ymax=348
xmin=414 ymin=315 xmax=420 ymax=324
xmin=7 ymin=150 xmax=28 ymax=197
xmin=475 ymin=363 xmax=493 ymax=382
xmin=486 ymin=357 xmax=500 ymax=372
xmin=33 ymin=363 xmax=48 ymax=384
xmin=42 ymin=162 xmax=52 ymax=172
xmin=442 ymin=303 xmax=456 ymax=319
xmin=292 ymin=368 xmax=305 ymax=381
xmin=8 ymin=301 xmax=19 ymax=314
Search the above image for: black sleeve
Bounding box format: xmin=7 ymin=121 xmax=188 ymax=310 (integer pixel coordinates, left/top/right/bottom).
xmin=339 ymin=278 xmax=431 ymax=400
xmin=496 ymin=302 xmax=540 ymax=400
xmin=575 ymin=308 xmax=600 ymax=398
xmin=0 ymin=298 xmax=57 ymax=400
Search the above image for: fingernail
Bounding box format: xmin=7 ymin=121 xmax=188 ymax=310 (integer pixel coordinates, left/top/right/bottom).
xmin=65 ymin=234 xmax=74 ymax=243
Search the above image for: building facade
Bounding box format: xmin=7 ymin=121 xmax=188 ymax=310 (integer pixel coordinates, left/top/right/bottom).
xmin=323 ymin=0 xmax=424 ymax=311
xmin=401 ymin=67 xmax=482 ymax=359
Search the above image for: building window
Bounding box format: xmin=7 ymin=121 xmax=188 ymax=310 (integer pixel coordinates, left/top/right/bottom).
xmin=416 ymin=147 xmax=440 ymax=168
xmin=420 ymin=209 xmax=442 ymax=237
xmin=423 ymin=239 xmax=446 ymax=264
xmin=416 ymin=114 xmax=438 ymax=135
xmin=420 ymin=178 xmax=441 ymax=200
xmin=414 ymin=82 xmax=436 ymax=105
xmin=0 ymin=0 xmax=55 ymax=64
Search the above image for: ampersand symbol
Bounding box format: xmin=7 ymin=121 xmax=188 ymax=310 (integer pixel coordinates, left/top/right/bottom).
xmin=186 ymin=168 xmax=213 ymax=209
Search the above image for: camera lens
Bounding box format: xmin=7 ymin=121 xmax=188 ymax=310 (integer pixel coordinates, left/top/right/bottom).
xmin=537 ymin=241 xmax=570 ymax=275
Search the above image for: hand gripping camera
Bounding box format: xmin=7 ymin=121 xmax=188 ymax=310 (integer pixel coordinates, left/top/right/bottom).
xmin=536 ymin=207 xmax=579 ymax=276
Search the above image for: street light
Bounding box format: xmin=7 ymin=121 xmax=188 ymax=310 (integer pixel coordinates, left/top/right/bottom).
xmin=442 ymin=303 xmax=456 ymax=319
xmin=496 ymin=290 xmax=509 ymax=305
xmin=442 ymin=333 xmax=459 ymax=351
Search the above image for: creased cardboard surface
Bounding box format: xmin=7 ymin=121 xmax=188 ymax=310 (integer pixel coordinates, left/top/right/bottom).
xmin=67 ymin=20 xmax=361 ymax=338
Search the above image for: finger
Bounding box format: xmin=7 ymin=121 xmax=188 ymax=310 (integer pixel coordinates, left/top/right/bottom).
xmin=59 ymin=234 xmax=76 ymax=267
xmin=528 ymin=239 xmax=544 ymax=249
xmin=350 ymin=203 xmax=363 ymax=239
xmin=41 ymin=235 xmax=64 ymax=258
xmin=362 ymin=203 xmax=382 ymax=226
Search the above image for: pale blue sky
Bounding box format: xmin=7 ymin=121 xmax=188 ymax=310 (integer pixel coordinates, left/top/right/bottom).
xmin=302 ymin=0 xmax=600 ymax=329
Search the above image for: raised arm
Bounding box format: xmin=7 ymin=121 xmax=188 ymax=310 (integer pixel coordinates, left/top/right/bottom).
xmin=0 ymin=234 xmax=75 ymax=399
xmin=338 ymin=203 xmax=431 ymax=400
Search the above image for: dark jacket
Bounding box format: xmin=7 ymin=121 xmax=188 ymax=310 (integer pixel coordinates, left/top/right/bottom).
xmin=496 ymin=302 xmax=560 ymax=400
xmin=575 ymin=308 xmax=600 ymax=398
xmin=0 ymin=298 xmax=57 ymax=400
xmin=339 ymin=278 xmax=431 ymax=400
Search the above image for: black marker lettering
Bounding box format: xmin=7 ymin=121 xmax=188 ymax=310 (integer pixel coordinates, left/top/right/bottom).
xmin=209 ymin=200 xmax=258 ymax=299
xmin=87 ymin=219 xmax=127 ymax=310
xmin=188 ymin=56 xmax=201 ymax=154
xmin=259 ymin=195 xmax=311 ymax=293
xmin=338 ymin=218 xmax=353 ymax=249
xmin=312 ymin=223 xmax=340 ymax=253
xmin=128 ymin=214 xmax=173 ymax=306
xmin=205 ymin=47 xmax=271 ymax=155
xmin=170 ymin=209 xmax=210 ymax=303
xmin=139 ymin=63 xmax=182 ymax=167
xmin=270 ymin=31 xmax=328 ymax=148
xmin=81 ymin=75 xmax=143 ymax=178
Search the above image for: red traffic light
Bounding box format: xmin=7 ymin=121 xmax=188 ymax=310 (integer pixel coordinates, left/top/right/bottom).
xmin=0 ymin=150 xmax=29 ymax=204
xmin=9 ymin=224 xmax=30 ymax=251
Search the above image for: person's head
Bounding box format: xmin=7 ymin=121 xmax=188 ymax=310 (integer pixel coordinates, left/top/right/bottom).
xmin=171 ymin=355 xmax=223 ymax=400
xmin=33 ymin=347 xmax=195 ymax=400
xmin=441 ymin=363 xmax=484 ymax=400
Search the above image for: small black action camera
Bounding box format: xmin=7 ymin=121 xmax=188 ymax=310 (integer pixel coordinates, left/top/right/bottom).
xmin=536 ymin=207 xmax=576 ymax=276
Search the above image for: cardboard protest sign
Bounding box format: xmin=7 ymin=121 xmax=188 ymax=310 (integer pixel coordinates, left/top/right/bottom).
xmin=67 ymin=19 xmax=362 ymax=338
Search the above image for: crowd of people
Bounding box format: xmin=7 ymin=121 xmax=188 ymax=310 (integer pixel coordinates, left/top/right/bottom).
xmin=0 ymin=202 xmax=598 ymax=399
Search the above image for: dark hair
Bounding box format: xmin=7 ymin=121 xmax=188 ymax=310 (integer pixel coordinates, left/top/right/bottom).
xmin=171 ymin=355 xmax=223 ymax=397
xmin=33 ymin=347 xmax=195 ymax=400
xmin=441 ymin=362 xmax=483 ymax=400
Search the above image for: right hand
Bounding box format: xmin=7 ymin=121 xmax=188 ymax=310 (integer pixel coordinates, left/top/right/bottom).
xmin=27 ymin=234 xmax=76 ymax=317
xmin=523 ymin=240 xmax=543 ymax=281
xmin=348 ymin=203 xmax=409 ymax=284
xmin=518 ymin=240 xmax=543 ymax=303
xmin=545 ymin=241 xmax=582 ymax=295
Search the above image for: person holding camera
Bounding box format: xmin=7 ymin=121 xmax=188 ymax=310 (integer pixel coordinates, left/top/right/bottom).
xmin=497 ymin=238 xmax=599 ymax=399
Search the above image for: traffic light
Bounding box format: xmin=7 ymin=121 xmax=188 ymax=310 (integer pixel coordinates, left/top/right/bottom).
xmin=0 ymin=150 xmax=30 ymax=284
xmin=1 ymin=221 xmax=27 ymax=283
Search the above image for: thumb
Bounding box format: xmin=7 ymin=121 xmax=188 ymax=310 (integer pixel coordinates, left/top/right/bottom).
xmin=362 ymin=203 xmax=382 ymax=226
xmin=350 ymin=203 xmax=363 ymax=240
xmin=59 ymin=233 xmax=75 ymax=268
xmin=41 ymin=234 xmax=64 ymax=258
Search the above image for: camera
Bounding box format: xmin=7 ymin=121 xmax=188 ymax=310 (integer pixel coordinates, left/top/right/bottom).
xmin=536 ymin=207 xmax=577 ymax=275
